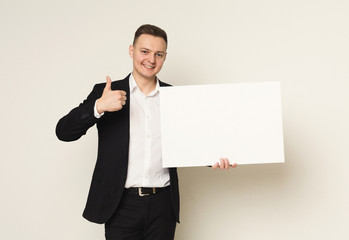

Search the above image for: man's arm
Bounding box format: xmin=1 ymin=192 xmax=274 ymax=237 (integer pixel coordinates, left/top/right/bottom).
xmin=55 ymin=84 xmax=102 ymax=142
xmin=55 ymin=76 xmax=127 ymax=142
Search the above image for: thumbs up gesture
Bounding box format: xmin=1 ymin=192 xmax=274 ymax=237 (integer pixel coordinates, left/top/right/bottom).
xmin=96 ymin=76 xmax=127 ymax=114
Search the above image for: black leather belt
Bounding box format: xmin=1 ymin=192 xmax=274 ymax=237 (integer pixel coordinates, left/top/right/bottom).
xmin=125 ymin=186 xmax=169 ymax=197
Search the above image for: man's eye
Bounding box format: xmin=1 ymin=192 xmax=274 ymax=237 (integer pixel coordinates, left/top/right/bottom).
xmin=142 ymin=50 xmax=148 ymax=54
xmin=156 ymin=54 xmax=163 ymax=57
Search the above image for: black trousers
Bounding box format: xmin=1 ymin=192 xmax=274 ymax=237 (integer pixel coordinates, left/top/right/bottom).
xmin=105 ymin=187 xmax=176 ymax=240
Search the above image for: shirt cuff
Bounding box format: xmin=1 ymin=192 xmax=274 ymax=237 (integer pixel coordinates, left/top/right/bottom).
xmin=94 ymin=100 xmax=104 ymax=118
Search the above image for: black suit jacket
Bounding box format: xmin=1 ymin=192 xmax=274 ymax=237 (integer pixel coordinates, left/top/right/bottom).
xmin=56 ymin=74 xmax=179 ymax=223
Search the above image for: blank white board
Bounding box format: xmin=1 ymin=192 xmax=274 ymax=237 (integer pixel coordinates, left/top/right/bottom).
xmin=159 ymin=82 xmax=284 ymax=167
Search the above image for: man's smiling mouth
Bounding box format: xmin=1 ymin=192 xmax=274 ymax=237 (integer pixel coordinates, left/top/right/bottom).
xmin=143 ymin=64 xmax=155 ymax=69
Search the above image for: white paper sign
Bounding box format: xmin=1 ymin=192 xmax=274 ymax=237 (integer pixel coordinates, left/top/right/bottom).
xmin=159 ymin=82 xmax=284 ymax=167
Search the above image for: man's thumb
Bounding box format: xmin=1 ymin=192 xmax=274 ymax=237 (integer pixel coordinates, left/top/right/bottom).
xmin=105 ymin=76 xmax=112 ymax=91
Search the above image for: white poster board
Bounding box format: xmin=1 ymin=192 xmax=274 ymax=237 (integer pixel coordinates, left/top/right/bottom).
xmin=159 ymin=82 xmax=284 ymax=167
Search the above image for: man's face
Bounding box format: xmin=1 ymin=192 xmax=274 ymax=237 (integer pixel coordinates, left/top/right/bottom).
xmin=129 ymin=34 xmax=167 ymax=81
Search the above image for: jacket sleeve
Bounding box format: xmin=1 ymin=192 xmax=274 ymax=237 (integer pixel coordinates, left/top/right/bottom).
xmin=55 ymin=84 xmax=103 ymax=142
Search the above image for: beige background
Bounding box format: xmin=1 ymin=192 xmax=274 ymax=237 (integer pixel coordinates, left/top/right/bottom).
xmin=1 ymin=0 xmax=348 ymax=239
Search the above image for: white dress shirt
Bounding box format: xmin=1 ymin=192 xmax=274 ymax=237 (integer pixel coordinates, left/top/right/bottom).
xmin=94 ymin=74 xmax=170 ymax=188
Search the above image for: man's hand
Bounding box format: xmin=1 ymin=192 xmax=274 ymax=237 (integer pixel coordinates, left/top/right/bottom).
xmin=96 ymin=76 xmax=127 ymax=114
xmin=212 ymin=158 xmax=237 ymax=170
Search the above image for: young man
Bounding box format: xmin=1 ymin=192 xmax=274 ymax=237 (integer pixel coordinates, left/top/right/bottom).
xmin=56 ymin=24 xmax=236 ymax=240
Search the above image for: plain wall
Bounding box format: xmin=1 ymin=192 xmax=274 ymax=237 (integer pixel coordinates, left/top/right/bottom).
xmin=1 ymin=0 xmax=348 ymax=239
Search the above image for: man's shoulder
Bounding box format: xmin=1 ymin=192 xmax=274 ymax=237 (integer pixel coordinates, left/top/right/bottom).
xmin=159 ymin=80 xmax=172 ymax=87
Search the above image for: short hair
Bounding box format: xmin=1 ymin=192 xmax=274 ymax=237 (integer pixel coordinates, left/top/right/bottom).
xmin=133 ymin=24 xmax=168 ymax=46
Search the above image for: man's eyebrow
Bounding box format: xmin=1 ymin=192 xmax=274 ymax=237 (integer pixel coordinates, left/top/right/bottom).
xmin=140 ymin=48 xmax=165 ymax=54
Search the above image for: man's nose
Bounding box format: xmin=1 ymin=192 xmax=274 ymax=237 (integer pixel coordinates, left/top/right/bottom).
xmin=148 ymin=54 xmax=155 ymax=63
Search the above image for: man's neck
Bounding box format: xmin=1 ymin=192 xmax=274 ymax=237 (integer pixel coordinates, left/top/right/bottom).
xmin=132 ymin=72 xmax=157 ymax=95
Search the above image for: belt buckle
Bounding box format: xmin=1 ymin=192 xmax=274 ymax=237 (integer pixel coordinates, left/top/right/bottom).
xmin=138 ymin=187 xmax=150 ymax=197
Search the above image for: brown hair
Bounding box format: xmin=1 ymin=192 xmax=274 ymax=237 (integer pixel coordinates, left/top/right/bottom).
xmin=133 ymin=24 xmax=168 ymax=46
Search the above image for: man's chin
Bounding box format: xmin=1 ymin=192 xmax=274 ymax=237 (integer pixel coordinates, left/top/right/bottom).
xmin=133 ymin=69 xmax=159 ymax=81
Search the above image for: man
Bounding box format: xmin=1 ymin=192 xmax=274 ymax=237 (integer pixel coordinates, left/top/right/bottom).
xmin=56 ymin=24 xmax=236 ymax=240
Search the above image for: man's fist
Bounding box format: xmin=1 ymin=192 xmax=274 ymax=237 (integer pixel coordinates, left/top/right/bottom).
xmin=96 ymin=76 xmax=127 ymax=114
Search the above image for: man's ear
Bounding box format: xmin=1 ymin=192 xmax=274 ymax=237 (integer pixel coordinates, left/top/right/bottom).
xmin=129 ymin=45 xmax=134 ymax=59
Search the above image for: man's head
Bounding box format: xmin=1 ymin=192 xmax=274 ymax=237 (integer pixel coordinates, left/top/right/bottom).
xmin=133 ymin=24 xmax=167 ymax=48
xmin=129 ymin=24 xmax=168 ymax=82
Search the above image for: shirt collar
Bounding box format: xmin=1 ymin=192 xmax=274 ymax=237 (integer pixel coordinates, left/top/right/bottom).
xmin=129 ymin=73 xmax=160 ymax=96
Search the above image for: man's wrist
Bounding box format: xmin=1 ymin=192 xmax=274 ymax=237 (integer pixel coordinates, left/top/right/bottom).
xmin=94 ymin=99 xmax=104 ymax=118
